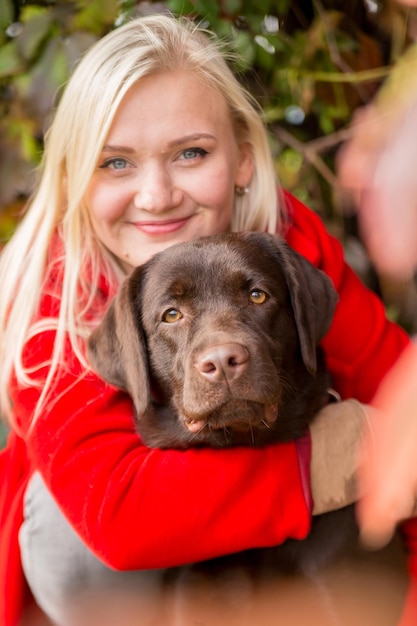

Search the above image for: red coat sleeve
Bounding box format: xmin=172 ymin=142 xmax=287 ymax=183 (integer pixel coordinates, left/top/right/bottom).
xmin=284 ymin=192 xmax=410 ymax=402
xmin=11 ymin=327 xmax=311 ymax=570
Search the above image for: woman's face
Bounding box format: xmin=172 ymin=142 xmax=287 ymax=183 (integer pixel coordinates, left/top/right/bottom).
xmin=85 ymin=70 xmax=254 ymax=269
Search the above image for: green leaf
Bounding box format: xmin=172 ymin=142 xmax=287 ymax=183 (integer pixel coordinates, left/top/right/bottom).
xmin=18 ymin=121 xmax=41 ymax=162
xmin=166 ymin=0 xmax=195 ymax=15
xmin=20 ymin=5 xmax=48 ymax=23
xmin=212 ymin=19 xmax=233 ymax=39
xmin=242 ymin=0 xmax=271 ymax=14
xmin=71 ymin=0 xmax=119 ymax=34
xmin=0 ymin=0 xmax=13 ymax=31
xmin=0 ymin=41 xmax=23 ymax=78
xmin=192 ymin=0 xmax=220 ymax=18
xmin=318 ymin=109 xmax=335 ymax=135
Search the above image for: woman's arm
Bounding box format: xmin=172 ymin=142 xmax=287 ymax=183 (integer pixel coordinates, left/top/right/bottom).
xmin=13 ymin=326 xmax=373 ymax=571
xmin=13 ymin=329 xmax=312 ymax=570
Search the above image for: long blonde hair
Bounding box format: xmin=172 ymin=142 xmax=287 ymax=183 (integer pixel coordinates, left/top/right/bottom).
xmin=0 ymin=14 xmax=282 ymax=423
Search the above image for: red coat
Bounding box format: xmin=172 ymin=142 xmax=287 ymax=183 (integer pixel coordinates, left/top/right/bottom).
xmin=0 ymin=193 xmax=412 ymax=626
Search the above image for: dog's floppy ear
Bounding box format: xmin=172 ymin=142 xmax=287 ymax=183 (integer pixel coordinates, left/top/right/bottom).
xmin=87 ymin=269 xmax=150 ymax=417
xmin=273 ymin=238 xmax=338 ymax=374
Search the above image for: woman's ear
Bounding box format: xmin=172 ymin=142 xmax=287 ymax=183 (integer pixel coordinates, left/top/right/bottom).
xmin=235 ymin=142 xmax=254 ymax=188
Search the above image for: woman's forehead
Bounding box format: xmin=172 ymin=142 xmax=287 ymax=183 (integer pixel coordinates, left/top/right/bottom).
xmin=102 ymin=70 xmax=234 ymax=152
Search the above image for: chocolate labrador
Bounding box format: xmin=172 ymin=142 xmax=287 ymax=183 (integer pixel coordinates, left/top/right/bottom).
xmin=87 ymin=231 xmax=357 ymax=575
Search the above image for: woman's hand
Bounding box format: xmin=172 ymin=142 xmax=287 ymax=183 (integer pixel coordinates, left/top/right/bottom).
xmin=338 ymin=98 xmax=417 ymax=280
xmin=309 ymin=399 xmax=371 ymax=516
xmin=337 ymin=39 xmax=417 ymax=280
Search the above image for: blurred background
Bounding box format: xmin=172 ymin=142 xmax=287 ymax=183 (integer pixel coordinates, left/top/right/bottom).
xmin=1 ymin=0 xmax=417 ymax=447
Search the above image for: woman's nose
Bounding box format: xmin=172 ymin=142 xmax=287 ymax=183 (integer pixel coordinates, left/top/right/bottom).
xmin=133 ymin=164 xmax=181 ymax=213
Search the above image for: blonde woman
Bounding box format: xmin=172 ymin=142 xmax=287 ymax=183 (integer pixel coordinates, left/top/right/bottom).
xmin=0 ymin=14 xmax=410 ymax=626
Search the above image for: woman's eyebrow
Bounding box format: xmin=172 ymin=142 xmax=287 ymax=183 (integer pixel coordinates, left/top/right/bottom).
xmin=101 ymin=145 xmax=136 ymax=153
xmin=167 ymin=133 xmax=216 ymax=147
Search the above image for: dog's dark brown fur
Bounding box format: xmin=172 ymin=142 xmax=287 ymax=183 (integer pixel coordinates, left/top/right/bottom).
xmin=87 ymin=232 xmax=357 ymax=575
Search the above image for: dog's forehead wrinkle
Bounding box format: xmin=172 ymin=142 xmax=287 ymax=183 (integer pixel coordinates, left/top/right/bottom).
xmin=199 ymin=246 xmax=280 ymax=294
xmin=148 ymin=254 xmax=253 ymax=301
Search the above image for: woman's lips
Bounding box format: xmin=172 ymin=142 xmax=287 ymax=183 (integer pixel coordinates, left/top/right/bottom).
xmin=133 ymin=217 xmax=190 ymax=235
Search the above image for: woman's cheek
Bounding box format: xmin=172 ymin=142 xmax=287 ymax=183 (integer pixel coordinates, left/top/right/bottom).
xmin=85 ymin=181 xmax=128 ymax=222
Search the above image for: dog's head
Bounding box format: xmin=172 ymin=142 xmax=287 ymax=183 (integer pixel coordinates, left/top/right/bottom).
xmin=87 ymin=232 xmax=338 ymax=447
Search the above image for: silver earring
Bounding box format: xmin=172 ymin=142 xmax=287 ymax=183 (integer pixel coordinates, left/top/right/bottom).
xmin=235 ymin=185 xmax=249 ymax=196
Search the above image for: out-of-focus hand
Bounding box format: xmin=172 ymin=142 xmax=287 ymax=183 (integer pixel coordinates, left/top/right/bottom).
xmin=338 ymin=100 xmax=417 ymax=279
xmin=358 ymin=341 xmax=417 ymax=548
xmin=337 ymin=43 xmax=417 ymax=279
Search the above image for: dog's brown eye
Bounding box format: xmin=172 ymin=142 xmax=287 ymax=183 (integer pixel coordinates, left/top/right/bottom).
xmin=162 ymin=308 xmax=182 ymax=323
xmin=249 ymin=289 xmax=268 ymax=305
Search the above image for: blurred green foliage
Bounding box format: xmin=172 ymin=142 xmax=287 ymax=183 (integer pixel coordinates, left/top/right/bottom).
xmin=0 ymin=0 xmax=414 ymax=236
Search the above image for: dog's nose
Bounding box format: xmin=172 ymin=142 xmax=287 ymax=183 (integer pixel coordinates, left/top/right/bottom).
xmin=196 ymin=343 xmax=249 ymax=382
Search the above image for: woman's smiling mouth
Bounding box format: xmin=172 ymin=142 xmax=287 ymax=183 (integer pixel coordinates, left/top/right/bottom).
xmin=132 ymin=217 xmax=191 ymax=235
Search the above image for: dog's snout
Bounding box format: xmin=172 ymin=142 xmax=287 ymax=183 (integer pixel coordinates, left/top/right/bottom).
xmin=196 ymin=343 xmax=249 ymax=382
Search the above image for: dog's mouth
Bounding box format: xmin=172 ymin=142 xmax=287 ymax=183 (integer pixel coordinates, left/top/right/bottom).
xmin=182 ymin=401 xmax=279 ymax=434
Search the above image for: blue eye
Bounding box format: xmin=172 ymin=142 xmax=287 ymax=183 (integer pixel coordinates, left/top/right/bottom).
xmin=100 ymin=158 xmax=129 ymax=170
xmin=181 ymin=148 xmax=208 ymax=160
